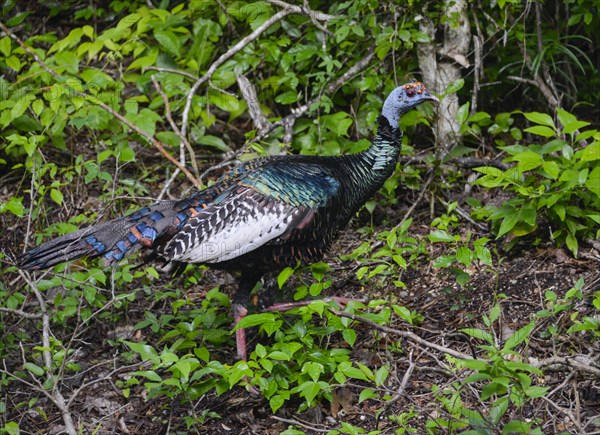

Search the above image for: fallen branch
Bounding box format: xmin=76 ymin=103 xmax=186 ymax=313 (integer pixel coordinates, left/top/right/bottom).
xmin=529 ymin=354 xmax=600 ymax=378
xmin=0 ymin=306 xmax=43 ymax=319
xmin=270 ymin=416 xmax=330 ymax=433
xmin=329 ymin=309 xmax=474 ymax=360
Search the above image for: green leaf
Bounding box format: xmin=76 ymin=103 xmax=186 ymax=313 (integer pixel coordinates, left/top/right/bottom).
xmin=461 ymin=328 xmax=494 ymax=345
xmin=428 ymin=229 xmax=456 ymax=243
xmin=524 ymin=112 xmax=555 ymax=129
xmin=557 ymin=108 xmax=590 ymax=134
xmin=154 ymin=29 xmax=181 ymax=56
xmin=277 ymin=267 xmax=294 ymax=288
xmin=302 ymin=361 xmax=324 ymax=382
xmin=342 ymin=328 xmax=356 ymax=346
xmin=320 ymin=112 xmax=353 ymax=136
xmin=50 ymin=188 xmax=64 ymax=206
xmin=503 ymin=322 xmax=535 ymax=351
xmin=456 ymin=246 xmax=473 ymax=266
xmin=198 ymin=135 xmax=228 ymax=151
xmin=446 ymin=79 xmax=464 ymax=94
xmin=524 ymin=125 xmax=556 ymax=138
xmin=524 ymin=385 xmax=549 ymax=398
xmin=457 ymin=102 xmax=469 ymax=125
xmin=580 ymin=142 xmax=600 ymax=162
xmin=269 ymin=394 xmax=286 ymax=413
xmin=542 ymin=161 xmax=559 ymax=179
xmin=0 ymin=196 xmax=25 ymax=217
xmin=342 ymin=366 xmax=369 ymax=381
xmin=497 ymin=212 xmax=519 ymax=238
xmin=296 ymin=380 xmax=321 ymax=404
xmin=124 ymin=341 xmax=159 ymax=361
xmin=24 ymin=362 xmax=45 ymax=377
xmin=565 ymin=232 xmax=578 ymax=257
xmin=236 ymin=313 xmax=278 ymax=329
xmin=0 ymin=36 xmax=11 ymax=56
xmin=586 ymin=166 xmax=600 ymax=197
xmin=359 ymin=388 xmax=377 ymax=403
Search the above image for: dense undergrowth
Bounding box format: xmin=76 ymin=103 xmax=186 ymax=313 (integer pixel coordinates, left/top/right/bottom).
xmin=0 ymin=0 xmax=599 ymax=433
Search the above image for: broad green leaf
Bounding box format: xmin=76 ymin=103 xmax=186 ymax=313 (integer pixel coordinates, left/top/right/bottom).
xmin=0 ymin=36 xmax=11 ymax=56
xmin=460 ymin=328 xmax=494 ymax=345
xmin=565 ymin=232 xmax=578 ymax=257
xmin=497 ymin=212 xmax=519 ymax=238
xmin=24 ymin=362 xmax=45 ymax=377
xmin=236 ymin=313 xmax=278 ymax=329
xmin=198 ymin=134 xmax=228 ymax=151
xmin=124 ymin=341 xmax=159 ymax=361
xmin=503 ymin=322 xmax=535 ymax=351
xmin=524 ymin=125 xmax=556 ymax=138
xmin=446 ymin=78 xmax=464 ymax=94
xmin=342 ymin=328 xmax=356 ymax=346
xmin=580 ymin=142 xmax=600 ymax=162
xmin=302 ymin=361 xmax=324 ymax=382
xmin=277 ymin=267 xmax=294 ymax=288
xmin=153 ymin=29 xmax=181 ymax=56
xmin=510 ymin=151 xmax=543 ymax=171
xmin=456 ymin=246 xmax=473 ymax=266
xmin=524 ymin=112 xmax=555 ymax=129
xmin=557 ymin=108 xmax=590 ymax=134
xmin=457 ymin=102 xmax=469 ymax=125
xmin=585 ymin=166 xmax=600 ymax=197
xmin=542 ymin=161 xmax=559 ymax=179
xmin=428 ymin=229 xmax=456 ymax=243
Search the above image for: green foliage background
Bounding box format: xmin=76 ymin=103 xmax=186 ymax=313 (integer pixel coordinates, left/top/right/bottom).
xmin=0 ymin=0 xmax=598 ymax=433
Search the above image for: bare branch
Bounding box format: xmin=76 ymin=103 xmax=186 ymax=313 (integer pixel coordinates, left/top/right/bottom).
xmin=0 ymin=306 xmax=43 ymax=319
xmin=329 ymin=309 xmax=474 ymax=360
xmin=18 ymin=270 xmax=77 ymax=435
xmin=236 ymin=75 xmax=270 ymax=132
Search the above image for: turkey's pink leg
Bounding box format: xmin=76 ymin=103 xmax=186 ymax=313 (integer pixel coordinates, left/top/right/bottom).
xmin=232 ymin=303 xmax=249 ymax=360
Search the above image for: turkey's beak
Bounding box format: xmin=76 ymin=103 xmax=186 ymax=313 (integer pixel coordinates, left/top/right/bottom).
xmin=424 ymin=91 xmax=439 ymax=104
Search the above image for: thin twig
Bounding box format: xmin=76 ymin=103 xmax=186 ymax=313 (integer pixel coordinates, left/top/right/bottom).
xmin=146 ymin=66 xmax=197 ymax=80
xmin=377 ymin=350 xmax=416 ymax=426
xmin=18 ymin=270 xmax=77 ymax=435
xmin=270 ymin=415 xmax=330 ymax=433
xmin=151 ymin=75 xmax=200 ymax=198
xmin=530 ymin=354 xmax=600 ymax=377
xmin=540 ymin=395 xmax=584 ymax=434
xmin=0 ymin=306 xmax=43 ymax=319
xmin=398 ymin=172 xmax=434 ymax=228
xmin=237 ymin=75 xmax=270 ymax=132
xmin=329 ymin=309 xmax=474 ymax=360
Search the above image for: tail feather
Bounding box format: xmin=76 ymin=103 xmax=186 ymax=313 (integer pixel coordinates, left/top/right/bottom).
xmin=19 ymin=202 xmax=179 ymax=271
xmin=19 ymin=186 xmax=226 ymax=271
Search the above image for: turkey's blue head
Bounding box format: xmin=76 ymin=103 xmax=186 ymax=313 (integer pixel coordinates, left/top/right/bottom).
xmin=381 ymin=80 xmax=438 ymax=128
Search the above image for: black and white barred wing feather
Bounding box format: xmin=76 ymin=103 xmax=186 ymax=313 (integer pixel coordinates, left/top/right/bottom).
xmin=163 ymin=166 xmax=340 ymax=264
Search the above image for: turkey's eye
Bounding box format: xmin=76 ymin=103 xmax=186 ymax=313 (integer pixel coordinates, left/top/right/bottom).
xmin=406 ymin=89 xmax=416 ymax=98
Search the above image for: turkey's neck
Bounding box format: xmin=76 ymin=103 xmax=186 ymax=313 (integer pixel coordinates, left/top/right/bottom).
xmin=340 ymin=116 xmax=402 ymax=211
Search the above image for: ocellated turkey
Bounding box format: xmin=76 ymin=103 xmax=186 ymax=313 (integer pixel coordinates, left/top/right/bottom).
xmin=19 ymin=81 xmax=438 ymax=359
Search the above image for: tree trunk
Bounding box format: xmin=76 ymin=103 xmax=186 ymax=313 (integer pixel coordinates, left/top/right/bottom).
xmin=417 ymin=0 xmax=471 ymax=154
